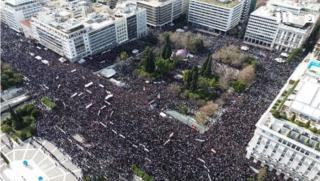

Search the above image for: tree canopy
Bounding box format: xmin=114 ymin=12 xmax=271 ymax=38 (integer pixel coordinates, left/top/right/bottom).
xmin=161 ymin=33 xmax=172 ymax=59
xmin=120 ymin=51 xmax=129 ymax=61
xmin=1 ymin=63 xmax=23 ymax=90
xmin=141 ymin=47 xmax=155 ymax=73
xmin=201 ymin=54 xmax=213 ymax=78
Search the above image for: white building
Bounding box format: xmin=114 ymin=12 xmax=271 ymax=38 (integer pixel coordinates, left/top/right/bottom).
xmin=97 ymin=0 xmax=118 ymax=8
xmin=243 ymin=0 xmax=320 ymax=52
xmin=188 ymin=0 xmax=245 ymax=34
xmin=30 ymin=0 xmax=147 ymax=62
xmin=1 ymin=0 xmax=42 ymax=32
xmin=136 ymin=0 xmax=188 ymax=28
xmin=246 ymin=58 xmax=320 ymax=180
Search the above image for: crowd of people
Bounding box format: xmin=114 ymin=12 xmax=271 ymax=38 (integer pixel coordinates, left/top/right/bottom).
xmin=1 ymin=24 xmax=302 ymax=181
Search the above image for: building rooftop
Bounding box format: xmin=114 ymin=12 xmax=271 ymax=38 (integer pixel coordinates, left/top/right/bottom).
xmin=251 ymin=4 xmax=317 ymax=30
xmin=32 ymin=0 xmax=141 ymax=33
xmin=197 ymin=0 xmax=241 ymax=8
xmin=5 ymin=0 xmax=34 ymax=6
xmin=268 ymin=59 xmax=320 ymax=133
xmin=269 ymin=0 xmax=320 ymax=15
xmin=135 ymin=0 xmax=172 ymax=7
xmin=257 ymin=58 xmax=320 ymax=151
xmin=284 ymin=63 xmax=320 ymax=122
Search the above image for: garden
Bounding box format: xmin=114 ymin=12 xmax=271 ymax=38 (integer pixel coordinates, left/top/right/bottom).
xmin=1 ymin=103 xmax=40 ymax=141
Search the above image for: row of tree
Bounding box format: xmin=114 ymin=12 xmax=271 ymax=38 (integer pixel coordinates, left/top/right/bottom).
xmin=139 ymin=33 xmax=175 ymax=77
xmin=182 ymin=55 xmax=219 ymax=100
xmin=1 ymin=104 xmax=39 ymax=141
xmin=1 ymin=63 xmax=24 ymax=90
xmin=183 ymin=55 xmax=214 ymax=90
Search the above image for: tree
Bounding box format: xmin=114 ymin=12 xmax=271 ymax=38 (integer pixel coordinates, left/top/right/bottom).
xmin=201 ymin=54 xmax=213 ymax=77
xmin=213 ymin=45 xmax=243 ymax=67
xmin=9 ymin=105 xmax=24 ymax=130
xmin=1 ymin=63 xmax=23 ymax=90
xmin=190 ymin=67 xmax=199 ymax=91
xmin=141 ymin=47 xmax=155 ymax=73
xmin=187 ymin=37 xmax=204 ymax=54
xmin=183 ymin=70 xmax=192 ymax=89
xmin=155 ymin=57 xmax=174 ymax=76
xmin=232 ymin=80 xmax=246 ymax=93
xmin=83 ymin=176 xmax=91 ymax=181
xmin=257 ymin=167 xmax=267 ymax=181
xmin=161 ymin=33 xmax=172 ymax=59
xmin=238 ymin=65 xmax=256 ymax=85
xmin=120 ymin=51 xmax=128 ymax=61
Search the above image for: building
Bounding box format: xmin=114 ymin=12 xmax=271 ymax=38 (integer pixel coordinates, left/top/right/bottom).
xmin=1 ymin=0 xmax=42 ymax=32
xmin=246 ymin=57 xmax=320 ymax=180
xmin=243 ymin=0 xmax=320 ymax=52
xmin=136 ymin=0 xmax=188 ymax=28
xmin=97 ymin=0 xmax=118 ymax=8
xmin=188 ymin=0 xmax=245 ymax=34
xmin=313 ymin=39 xmax=320 ymax=60
xmin=241 ymin=0 xmax=255 ymax=21
xmin=20 ymin=20 xmax=33 ymax=38
xmin=30 ymin=0 xmax=147 ymax=62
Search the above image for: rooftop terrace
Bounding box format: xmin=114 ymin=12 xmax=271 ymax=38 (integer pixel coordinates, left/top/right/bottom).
xmin=270 ymin=59 xmax=320 ymax=134
xmin=197 ymin=0 xmax=241 ymax=8
xmin=32 ymin=0 xmax=141 ymax=33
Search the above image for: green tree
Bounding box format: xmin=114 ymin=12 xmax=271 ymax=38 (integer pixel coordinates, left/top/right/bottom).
xmin=187 ymin=38 xmax=204 ymax=54
xmin=257 ymin=167 xmax=267 ymax=181
xmin=201 ymin=55 xmax=213 ymax=77
xmin=120 ymin=51 xmax=129 ymax=61
xmin=155 ymin=57 xmax=174 ymax=76
xmin=1 ymin=63 xmax=23 ymax=90
xmin=141 ymin=47 xmax=155 ymax=73
xmin=190 ymin=67 xmax=199 ymax=91
xmin=161 ymin=33 xmax=172 ymax=59
xmin=183 ymin=70 xmax=192 ymax=89
xmin=1 ymin=123 xmax=12 ymax=134
xmin=9 ymin=105 xmax=24 ymax=130
xmin=232 ymin=80 xmax=246 ymax=93
xmin=83 ymin=176 xmax=91 ymax=181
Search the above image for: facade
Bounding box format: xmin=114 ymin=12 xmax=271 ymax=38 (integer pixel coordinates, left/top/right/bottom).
xmin=241 ymin=0 xmax=255 ymax=21
xmin=1 ymin=0 xmax=42 ymax=32
xmin=243 ymin=0 xmax=320 ymax=52
xmin=97 ymin=0 xmax=118 ymax=8
xmin=188 ymin=0 xmax=244 ymax=34
xmin=136 ymin=0 xmax=188 ymax=27
xmin=246 ymin=58 xmax=320 ymax=180
xmin=30 ymin=0 xmax=147 ymax=62
xmin=313 ymin=39 xmax=320 ymax=60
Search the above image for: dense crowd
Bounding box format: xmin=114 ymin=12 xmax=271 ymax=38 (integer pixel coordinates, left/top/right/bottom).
xmin=1 ymin=24 xmax=302 ymax=181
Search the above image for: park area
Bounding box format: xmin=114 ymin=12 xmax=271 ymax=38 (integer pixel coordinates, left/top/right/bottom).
xmin=1 ymin=103 xmax=39 ymax=141
xmin=86 ymin=30 xmax=259 ymax=132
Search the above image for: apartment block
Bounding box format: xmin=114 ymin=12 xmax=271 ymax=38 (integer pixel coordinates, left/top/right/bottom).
xmin=30 ymin=0 xmax=147 ymax=62
xmin=188 ymin=0 xmax=244 ymax=34
xmin=243 ymin=0 xmax=320 ymax=52
xmin=136 ymin=0 xmax=188 ymax=27
xmin=1 ymin=0 xmax=42 ymax=32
